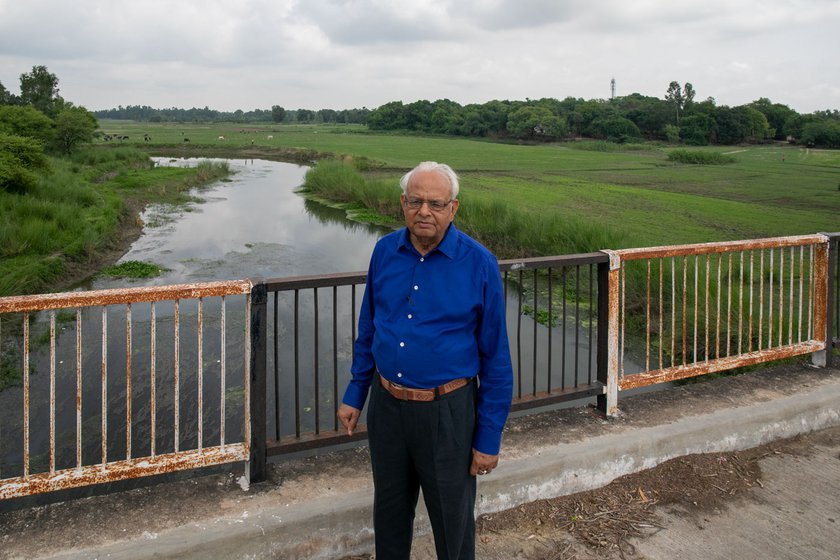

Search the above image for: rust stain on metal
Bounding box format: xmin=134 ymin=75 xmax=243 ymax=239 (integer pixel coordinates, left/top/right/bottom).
xmin=50 ymin=310 xmax=56 ymax=475
xmin=23 ymin=313 xmax=30 ymax=479
xmin=614 ymin=234 xmax=828 ymax=262
xmin=0 ymin=280 xmax=253 ymax=314
xmin=618 ymin=341 xmax=825 ymax=390
xmin=0 ymin=444 xmax=248 ymax=500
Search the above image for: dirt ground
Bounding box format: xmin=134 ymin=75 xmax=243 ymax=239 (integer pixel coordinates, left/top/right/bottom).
xmin=342 ymin=426 xmax=840 ymax=560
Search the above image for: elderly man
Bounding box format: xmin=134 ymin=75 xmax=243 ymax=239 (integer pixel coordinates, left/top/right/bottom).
xmin=337 ymin=161 xmax=514 ymax=559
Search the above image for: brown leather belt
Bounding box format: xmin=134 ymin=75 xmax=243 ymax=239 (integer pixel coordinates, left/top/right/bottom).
xmin=379 ymin=374 xmax=471 ymax=402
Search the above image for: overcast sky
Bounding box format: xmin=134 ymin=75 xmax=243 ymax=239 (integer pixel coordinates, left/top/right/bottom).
xmin=0 ymin=0 xmax=837 ymax=114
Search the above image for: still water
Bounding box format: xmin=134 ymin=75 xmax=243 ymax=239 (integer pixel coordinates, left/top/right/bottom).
xmin=94 ymin=158 xmax=385 ymax=287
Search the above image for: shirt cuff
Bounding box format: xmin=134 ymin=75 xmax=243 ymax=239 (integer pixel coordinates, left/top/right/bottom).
xmin=473 ymin=424 xmax=503 ymax=456
xmin=342 ymin=382 xmax=370 ymax=411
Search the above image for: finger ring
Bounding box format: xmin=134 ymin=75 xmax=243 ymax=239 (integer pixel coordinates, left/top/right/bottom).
xmin=479 ymin=469 xmax=487 ymax=475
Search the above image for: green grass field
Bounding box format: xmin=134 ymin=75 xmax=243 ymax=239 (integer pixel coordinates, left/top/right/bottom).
xmin=99 ymin=120 xmax=840 ymax=250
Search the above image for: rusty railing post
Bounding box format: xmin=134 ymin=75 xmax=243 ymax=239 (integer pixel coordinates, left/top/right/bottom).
xmin=819 ymin=233 xmax=837 ymax=368
xmin=248 ymin=280 xmax=268 ymax=483
xmin=596 ymin=251 xmax=620 ymax=416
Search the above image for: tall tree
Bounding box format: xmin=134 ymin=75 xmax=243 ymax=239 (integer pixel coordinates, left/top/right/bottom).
xmin=19 ymin=65 xmax=61 ymax=116
xmin=52 ymin=106 xmax=96 ymax=154
xmin=665 ymin=81 xmax=695 ymax=125
xmin=271 ymin=105 xmax=286 ymax=123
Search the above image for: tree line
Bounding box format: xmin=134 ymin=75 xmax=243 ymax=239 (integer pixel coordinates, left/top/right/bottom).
xmin=93 ymin=104 xmax=372 ymax=125
xmin=90 ymin=81 xmax=840 ymax=148
xmin=365 ymin=83 xmax=840 ymax=148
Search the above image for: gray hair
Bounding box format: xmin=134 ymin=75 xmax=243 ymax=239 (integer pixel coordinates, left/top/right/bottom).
xmin=399 ymin=161 xmax=460 ymax=200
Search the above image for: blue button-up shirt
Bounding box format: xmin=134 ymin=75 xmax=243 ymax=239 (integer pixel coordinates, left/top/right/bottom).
xmin=342 ymin=223 xmax=513 ymax=455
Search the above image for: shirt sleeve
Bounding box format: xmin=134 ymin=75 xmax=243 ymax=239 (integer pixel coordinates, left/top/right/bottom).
xmin=472 ymin=254 xmax=514 ymax=455
xmin=341 ymin=251 xmax=377 ymax=410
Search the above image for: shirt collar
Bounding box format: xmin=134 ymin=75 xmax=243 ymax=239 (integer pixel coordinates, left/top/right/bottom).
xmin=399 ymin=223 xmax=459 ymax=260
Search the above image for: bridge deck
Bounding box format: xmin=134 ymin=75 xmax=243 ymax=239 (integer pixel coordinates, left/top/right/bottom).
xmin=1 ymin=360 xmax=838 ymax=559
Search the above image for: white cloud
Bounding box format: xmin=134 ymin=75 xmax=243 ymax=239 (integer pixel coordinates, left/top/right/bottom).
xmin=0 ymin=0 xmax=837 ymax=112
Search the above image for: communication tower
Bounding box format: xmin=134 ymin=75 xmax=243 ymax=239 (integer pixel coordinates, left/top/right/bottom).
xmin=610 ymin=78 xmax=616 ymax=100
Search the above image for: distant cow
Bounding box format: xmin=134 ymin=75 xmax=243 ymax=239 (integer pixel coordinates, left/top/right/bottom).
xmin=267 ymin=135 xmax=273 ymax=140
xmin=183 ymin=138 xmax=190 ymax=143
xmin=218 ymin=136 xmax=225 ymax=140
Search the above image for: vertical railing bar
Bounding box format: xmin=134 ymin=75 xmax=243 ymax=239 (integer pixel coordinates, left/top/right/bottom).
xmin=645 ymin=260 xmax=651 ymax=372
xmin=76 ymin=309 xmax=82 ymax=470
xmin=716 ymin=253 xmax=722 ymax=359
xmin=516 ymin=269 xmax=523 ymax=398
xmin=588 ymin=264 xmax=594 ymax=383
xmin=788 ymin=246 xmax=794 ymax=345
xmin=150 ymin=302 xmax=156 ymax=458
xmin=314 ymin=288 xmax=321 ymax=434
xmin=562 ymin=267 xmax=567 ymax=389
xmin=333 ymin=286 xmax=339 ymax=432
xmin=547 ymin=267 xmax=553 ymax=392
xmin=705 ymin=254 xmax=710 ymax=362
xmin=220 ymin=296 xmax=226 ymax=449
xmin=174 ymin=300 xmax=180 ymax=453
xmin=808 ymin=245 xmax=814 ymax=340
xmin=244 ymin=293 xmax=252 ymax=454
xmin=126 ymin=303 xmax=132 ymax=461
xmin=726 ymin=253 xmax=732 ymax=357
xmin=779 ymin=248 xmax=785 ymax=347
xmin=683 ymin=256 xmax=688 ymax=366
xmin=532 ymin=269 xmax=538 ymax=395
xmin=748 ymin=251 xmax=754 ymax=353
xmin=659 ymin=259 xmax=664 ymax=370
xmin=351 ymin=284 xmax=357 ymax=362
xmin=575 ymin=265 xmax=580 ymax=387
xmin=737 ymin=251 xmax=743 ymax=356
xmin=671 ymin=257 xmax=676 ymax=368
xmin=621 ymin=262 xmax=626 ymax=376
xmin=294 ymin=289 xmax=301 ymax=438
xmin=759 ymin=250 xmax=764 ymax=352
xmin=24 ymin=312 xmax=30 ymax=479
xmin=197 ymin=298 xmax=204 ymax=452
xmin=273 ymin=292 xmax=280 ymax=440
xmin=693 ymin=255 xmax=699 ymax=364
xmin=50 ymin=310 xmax=56 ymax=475
xmin=798 ymin=246 xmax=804 ymax=343
xmin=769 ymin=249 xmax=775 ymax=348
xmin=101 ymin=306 xmax=108 ymax=466
xmin=574 ymin=266 xmax=580 ymax=387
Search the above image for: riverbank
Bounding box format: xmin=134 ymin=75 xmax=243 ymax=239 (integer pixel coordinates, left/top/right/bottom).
xmin=0 ymin=150 xmax=232 ymax=297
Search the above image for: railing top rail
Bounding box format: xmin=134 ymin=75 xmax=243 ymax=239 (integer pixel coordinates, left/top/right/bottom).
xmin=264 ymin=270 xmax=368 ymax=292
xmin=0 ymin=279 xmax=253 ymax=314
xmin=261 ymin=252 xmax=610 ymax=292
xmin=498 ymin=252 xmax=608 ymax=271
xmin=613 ymin=234 xmax=829 ymax=262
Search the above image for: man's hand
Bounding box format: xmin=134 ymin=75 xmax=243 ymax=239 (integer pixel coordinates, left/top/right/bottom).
xmin=470 ymin=448 xmax=499 ymax=477
xmin=337 ymin=403 xmax=361 ymax=436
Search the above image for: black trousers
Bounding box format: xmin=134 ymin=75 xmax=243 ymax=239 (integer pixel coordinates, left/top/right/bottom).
xmin=367 ymin=378 xmax=477 ymax=560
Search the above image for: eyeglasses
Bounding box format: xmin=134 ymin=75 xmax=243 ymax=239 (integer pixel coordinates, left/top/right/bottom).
xmin=404 ymin=197 xmax=453 ymax=212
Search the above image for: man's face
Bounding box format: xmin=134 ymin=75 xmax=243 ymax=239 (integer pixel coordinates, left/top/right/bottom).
xmin=401 ymin=169 xmax=459 ymax=252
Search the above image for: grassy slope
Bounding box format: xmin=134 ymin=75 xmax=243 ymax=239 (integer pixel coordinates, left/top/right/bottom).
xmin=100 ymin=120 xmax=840 ymax=249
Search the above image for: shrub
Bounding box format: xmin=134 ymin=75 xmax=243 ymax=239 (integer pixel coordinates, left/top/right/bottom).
xmin=0 ymin=133 xmax=49 ymax=194
xmin=667 ymin=149 xmax=735 ymax=165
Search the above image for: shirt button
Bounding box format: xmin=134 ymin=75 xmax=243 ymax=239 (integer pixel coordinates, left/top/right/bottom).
xmin=407 ymin=314 xmax=413 ymax=319
xmin=413 ymin=285 xmax=419 ymax=291
xmin=397 ymin=372 xmax=403 ymax=378
xmin=420 ymin=257 xmax=424 ymax=262
xmin=399 ymin=342 xmax=405 ymax=347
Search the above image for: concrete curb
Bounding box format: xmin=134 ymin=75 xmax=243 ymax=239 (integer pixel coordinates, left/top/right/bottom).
xmin=44 ymin=377 xmax=840 ymax=560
